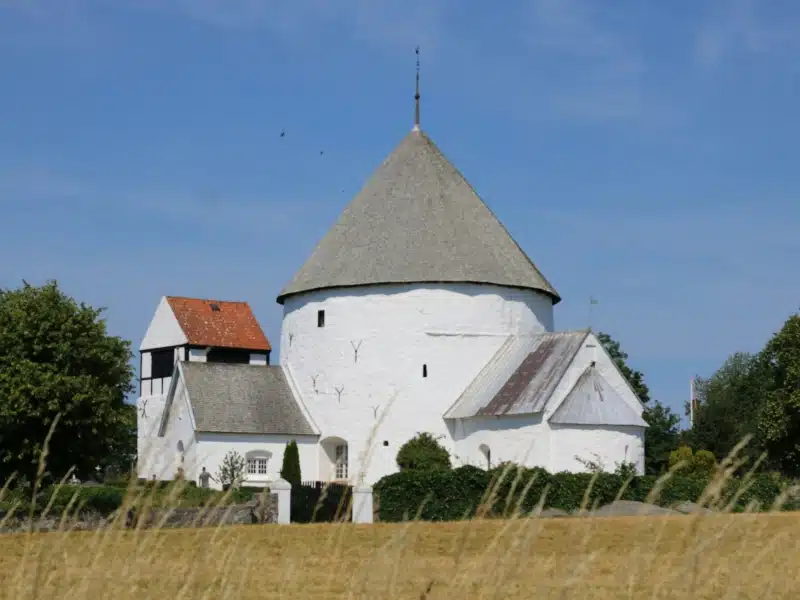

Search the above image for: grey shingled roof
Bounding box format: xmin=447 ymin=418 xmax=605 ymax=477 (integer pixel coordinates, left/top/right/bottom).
xmin=444 ymin=331 xmax=589 ymax=419
xmin=180 ymin=362 xmax=315 ymax=435
xmin=549 ymin=365 xmax=648 ymax=427
xmin=277 ymin=128 xmax=559 ymax=304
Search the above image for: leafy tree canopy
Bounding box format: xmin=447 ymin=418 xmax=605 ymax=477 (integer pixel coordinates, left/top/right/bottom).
xmin=757 ymin=313 xmax=800 ymax=476
xmin=0 ymin=280 xmax=135 ymax=484
xmin=684 ymin=352 xmax=767 ymax=467
xmin=396 ymin=432 xmax=451 ymax=472
xmin=642 ymin=400 xmax=681 ymax=475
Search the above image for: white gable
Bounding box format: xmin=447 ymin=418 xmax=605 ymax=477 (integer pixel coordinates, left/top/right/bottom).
xmin=549 ymin=365 xmax=648 ymax=427
xmin=540 ymin=332 xmax=646 ymax=420
xmin=140 ymin=296 xmax=188 ymax=351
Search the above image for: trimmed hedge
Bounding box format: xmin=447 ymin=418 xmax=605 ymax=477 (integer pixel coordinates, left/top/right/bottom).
xmin=373 ymin=465 xmax=800 ymax=522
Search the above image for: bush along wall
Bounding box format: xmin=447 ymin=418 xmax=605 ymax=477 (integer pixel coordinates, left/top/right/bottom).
xmin=0 ymin=482 xmax=268 ymax=518
xmin=373 ymin=465 xmax=800 ymax=522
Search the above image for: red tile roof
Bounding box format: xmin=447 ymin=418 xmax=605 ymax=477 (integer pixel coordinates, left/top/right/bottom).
xmin=165 ymin=296 xmax=271 ymax=352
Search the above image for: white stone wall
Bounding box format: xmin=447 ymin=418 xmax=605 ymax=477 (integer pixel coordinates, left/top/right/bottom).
xmin=137 ymin=344 xmax=184 ymax=479
xmin=449 ymin=331 xmax=647 ymax=476
xmin=548 ymin=425 xmax=645 ymax=474
xmin=280 ymin=283 xmax=555 ymax=485
xmin=451 ymin=414 xmax=550 ymax=469
xmin=138 ymin=364 xmax=192 ymax=481
xmin=191 ymin=433 xmax=319 ymax=490
xmin=137 ymin=394 xmax=170 ymax=480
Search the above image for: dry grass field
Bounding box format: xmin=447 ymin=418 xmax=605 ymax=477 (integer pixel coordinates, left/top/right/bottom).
xmin=0 ymin=511 xmax=798 ymax=600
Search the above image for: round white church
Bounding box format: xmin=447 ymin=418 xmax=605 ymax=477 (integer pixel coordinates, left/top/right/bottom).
xmin=136 ymin=114 xmax=647 ymax=489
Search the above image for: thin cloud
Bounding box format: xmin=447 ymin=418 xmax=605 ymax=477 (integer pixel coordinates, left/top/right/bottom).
xmin=0 ymin=0 xmax=668 ymax=124
xmin=0 ymin=169 xmax=323 ymax=235
xmin=536 ymin=202 xmax=800 ymax=362
xmin=695 ymin=0 xmax=800 ymax=69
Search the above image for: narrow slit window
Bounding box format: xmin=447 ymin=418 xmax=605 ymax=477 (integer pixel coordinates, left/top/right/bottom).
xmin=422 ymin=364 xmax=428 ymax=378
xmin=317 ymin=309 xmax=325 ymax=328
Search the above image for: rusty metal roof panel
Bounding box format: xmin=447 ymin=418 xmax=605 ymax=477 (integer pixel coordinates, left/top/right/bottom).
xmin=549 ymin=365 xmax=648 ymax=427
xmin=444 ymin=330 xmax=589 ymax=419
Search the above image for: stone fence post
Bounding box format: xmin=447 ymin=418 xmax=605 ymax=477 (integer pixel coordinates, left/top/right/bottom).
xmin=269 ymin=478 xmax=292 ymax=524
xmin=352 ymin=485 xmax=373 ymax=524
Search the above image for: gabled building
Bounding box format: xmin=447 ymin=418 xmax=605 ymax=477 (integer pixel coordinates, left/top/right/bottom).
xmin=136 ymin=296 xmax=318 ymax=481
xmin=137 ymin=67 xmax=647 ymax=488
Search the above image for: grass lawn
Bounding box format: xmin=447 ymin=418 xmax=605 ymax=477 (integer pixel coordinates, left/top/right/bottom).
xmin=0 ymin=512 xmax=797 ymax=599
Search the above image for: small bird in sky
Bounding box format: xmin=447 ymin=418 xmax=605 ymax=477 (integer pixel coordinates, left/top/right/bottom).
xmin=280 ymin=129 xmax=285 ymax=138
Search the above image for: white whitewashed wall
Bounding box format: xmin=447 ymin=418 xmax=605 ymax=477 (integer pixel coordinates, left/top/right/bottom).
xmin=449 ymin=332 xmax=647 ymax=476
xmin=190 ymin=433 xmax=319 ymax=490
xmin=280 ymin=282 xmax=555 ymax=485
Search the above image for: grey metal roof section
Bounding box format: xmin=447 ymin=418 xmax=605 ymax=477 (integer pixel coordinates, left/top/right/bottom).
xmin=444 ymin=330 xmax=588 ymax=419
xmin=277 ymin=128 xmax=560 ymax=304
xmin=181 ymin=362 xmax=316 ymax=435
xmin=549 ymin=365 xmax=648 ymax=427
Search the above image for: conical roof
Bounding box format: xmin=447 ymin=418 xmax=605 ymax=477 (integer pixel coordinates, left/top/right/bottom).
xmin=277 ymin=128 xmax=560 ymax=304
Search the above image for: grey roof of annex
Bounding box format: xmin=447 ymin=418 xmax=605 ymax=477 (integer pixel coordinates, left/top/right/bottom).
xmin=444 ymin=330 xmax=589 ymax=419
xmin=181 ymin=362 xmax=316 ymax=436
xmin=277 ymin=128 xmax=560 ymax=304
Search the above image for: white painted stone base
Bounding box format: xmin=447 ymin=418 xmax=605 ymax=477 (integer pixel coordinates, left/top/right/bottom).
xmin=352 ymin=486 xmax=374 ymax=524
xmin=269 ymin=478 xmax=292 ymax=524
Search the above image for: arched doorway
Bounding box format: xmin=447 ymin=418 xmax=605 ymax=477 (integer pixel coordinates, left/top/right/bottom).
xmin=320 ymin=437 xmax=349 ymax=482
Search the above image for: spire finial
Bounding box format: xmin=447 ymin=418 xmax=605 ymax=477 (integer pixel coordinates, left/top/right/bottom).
xmin=413 ymin=45 xmax=421 ymax=131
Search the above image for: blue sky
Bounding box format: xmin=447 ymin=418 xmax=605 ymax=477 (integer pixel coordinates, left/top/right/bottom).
xmin=2 ymin=0 xmax=799 ymax=426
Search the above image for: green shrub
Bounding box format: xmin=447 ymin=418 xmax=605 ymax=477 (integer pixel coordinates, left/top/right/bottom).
xmin=281 ymin=440 xmax=302 ymax=487
xmin=216 ymin=450 xmax=246 ymax=489
xmin=691 ymin=450 xmax=716 ymax=475
xmin=374 ymin=463 xmax=798 ymax=522
xmin=669 ymin=446 xmax=694 ymax=472
xmin=37 ymin=485 xmax=126 ymax=515
xmin=396 ymin=432 xmax=452 ymax=472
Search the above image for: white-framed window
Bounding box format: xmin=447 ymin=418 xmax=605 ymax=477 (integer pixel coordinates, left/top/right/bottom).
xmin=245 ymin=450 xmax=272 ymax=477
xmin=247 ymin=457 xmax=268 ymax=475
xmin=334 ymin=444 xmax=348 ymax=480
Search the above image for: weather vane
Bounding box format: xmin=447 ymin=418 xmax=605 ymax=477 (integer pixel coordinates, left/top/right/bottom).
xmin=414 ymin=45 xmax=421 ymax=130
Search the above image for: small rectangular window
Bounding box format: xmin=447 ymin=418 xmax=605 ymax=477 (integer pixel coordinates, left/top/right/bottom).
xmin=317 ymin=309 xmax=325 ymax=328
xmin=422 ymin=364 xmax=428 ymax=378
xmin=334 ymin=444 xmax=348 ymax=479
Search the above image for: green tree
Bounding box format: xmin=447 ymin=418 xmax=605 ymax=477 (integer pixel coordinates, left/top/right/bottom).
xmin=685 ymin=352 xmax=767 ymax=468
xmin=668 ymin=445 xmax=694 ymax=472
xmin=0 ymin=280 xmax=135 ymax=484
xmin=757 ymin=313 xmax=800 ymax=476
xmin=98 ymin=401 xmax=137 ymax=480
xmin=216 ymin=450 xmax=245 ymax=489
xmin=597 ymin=332 xmax=680 ymax=474
xmin=396 ymin=432 xmax=451 ymax=471
xmin=642 ymin=400 xmax=681 ymax=475
xmin=691 ymin=449 xmax=717 ymax=475
xmin=280 ymin=440 xmax=302 ymax=486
